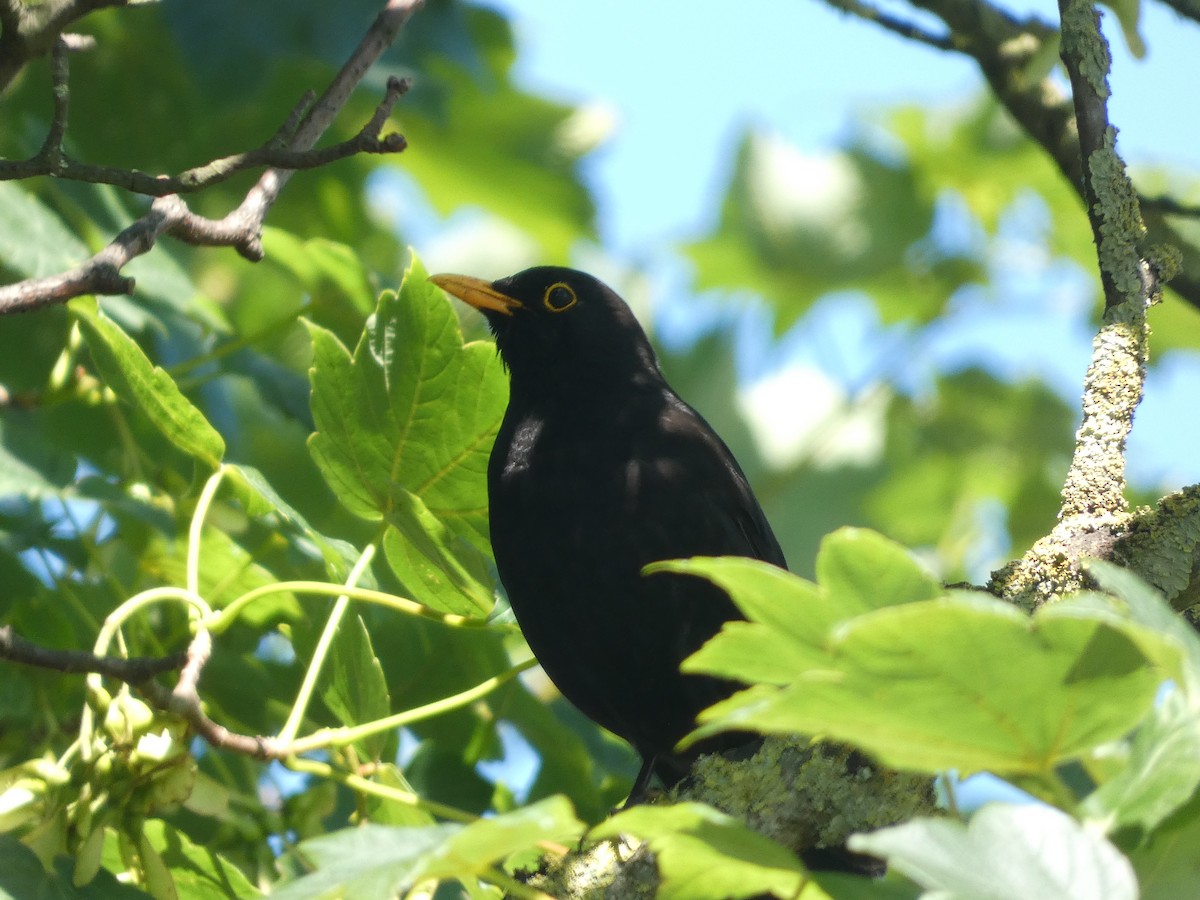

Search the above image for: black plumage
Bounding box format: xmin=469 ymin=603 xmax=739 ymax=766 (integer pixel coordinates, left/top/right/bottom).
xmin=429 ymin=267 xmax=787 ymax=796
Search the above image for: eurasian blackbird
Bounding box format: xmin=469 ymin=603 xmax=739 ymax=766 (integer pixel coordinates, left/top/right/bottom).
xmin=429 ymin=267 xmax=787 ymax=797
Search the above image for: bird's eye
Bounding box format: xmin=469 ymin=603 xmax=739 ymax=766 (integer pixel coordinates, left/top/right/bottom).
xmin=543 ymin=282 xmax=578 ymax=313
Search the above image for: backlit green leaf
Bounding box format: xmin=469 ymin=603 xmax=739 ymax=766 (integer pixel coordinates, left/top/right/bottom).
xmin=73 ymin=299 xmax=225 ymax=469
xmin=307 ymin=252 xmax=507 ymax=613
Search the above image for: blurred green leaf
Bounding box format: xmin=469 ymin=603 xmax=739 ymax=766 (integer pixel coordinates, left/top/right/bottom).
xmin=683 ymin=129 xmax=971 ymax=330
xmin=133 ymin=820 xmax=261 ymax=899
xmin=0 ymin=835 xmax=149 ymax=899
xmin=0 ymin=184 xmax=89 ymax=279
xmin=271 ymin=797 xmax=583 ymax=899
xmin=0 ymin=412 xmax=77 ymax=498
xmin=849 ymin=804 xmax=1137 ymax=900
xmin=1127 ymin=792 xmax=1200 ymax=900
xmin=141 ymin=528 xmax=302 ymax=626
xmin=1082 ymin=689 xmax=1200 ymax=835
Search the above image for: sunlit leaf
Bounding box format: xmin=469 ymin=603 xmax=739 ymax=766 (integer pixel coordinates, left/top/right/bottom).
xmin=73 ymin=299 xmax=225 ymax=468
xmin=850 ymin=804 xmax=1137 ymax=900
xmin=307 ymin=252 xmax=507 ymax=613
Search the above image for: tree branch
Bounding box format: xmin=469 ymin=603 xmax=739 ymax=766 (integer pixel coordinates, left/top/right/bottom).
xmin=1154 ymin=0 xmax=1200 ymax=25
xmin=0 ymin=624 xmax=186 ymax=682
xmin=0 ymin=77 xmax=410 ymax=196
xmin=989 ymin=0 xmax=1161 ymax=609
xmin=826 ymin=0 xmax=1198 ymax=312
xmin=0 ymin=0 xmax=422 ymax=315
xmin=823 ymin=0 xmax=955 ymax=50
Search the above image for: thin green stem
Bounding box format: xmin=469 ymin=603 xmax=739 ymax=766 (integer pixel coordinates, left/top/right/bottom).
xmin=285 ymin=658 xmax=536 ymax=756
xmin=276 ymin=544 xmax=376 ymax=744
xmin=210 ymin=580 xmax=499 ymax=635
xmin=79 ymin=586 xmax=211 ymax=760
xmin=189 ymin=466 xmax=229 ymax=598
xmin=285 ymin=755 xmax=477 ymax=824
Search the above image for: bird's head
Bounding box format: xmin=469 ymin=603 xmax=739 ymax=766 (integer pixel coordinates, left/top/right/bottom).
xmin=430 ymin=267 xmax=661 ymax=394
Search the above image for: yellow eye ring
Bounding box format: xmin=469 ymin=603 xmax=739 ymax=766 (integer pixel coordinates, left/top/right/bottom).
xmin=543 ymin=282 xmax=578 ymax=313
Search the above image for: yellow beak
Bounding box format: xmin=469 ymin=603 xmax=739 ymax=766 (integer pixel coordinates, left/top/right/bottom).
xmin=428 ymin=274 xmax=524 ymax=316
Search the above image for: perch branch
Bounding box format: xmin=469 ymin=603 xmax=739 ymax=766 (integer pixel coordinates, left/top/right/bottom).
xmin=0 ymin=0 xmax=422 ymax=315
xmin=1055 ymin=0 xmax=1154 ymax=518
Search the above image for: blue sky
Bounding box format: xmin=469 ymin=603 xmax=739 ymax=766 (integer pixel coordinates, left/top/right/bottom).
xmin=479 ymin=0 xmax=1199 ymax=492
xmin=494 ymin=0 xmax=1196 ymax=251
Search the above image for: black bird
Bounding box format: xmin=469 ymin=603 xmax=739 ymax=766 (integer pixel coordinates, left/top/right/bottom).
xmin=429 ymin=267 xmax=787 ymax=797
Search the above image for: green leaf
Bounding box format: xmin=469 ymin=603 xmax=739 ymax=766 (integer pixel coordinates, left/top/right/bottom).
xmin=226 ymin=464 xmax=361 ymax=583
xmin=362 ymin=764 xmax=436 ymax=828
xmin=693 ymin=592 xmax=1160 ymax=776
xmin=426 ymin=795 xmax=583 ymax=874
xmin=649 ymin=556 xmax=833 ymax=649
xmin=1127 ymin=792 xmax=1200 ymax=900
xmin=1082 ymin=560 xmax=1200 ymax=701
xmin=271 ymin=797 xmax=583 ymax=899
xmin=1081 ymin=689 xmax=1200 ymax=835
xmin=307 ymin=252 xmax=507 ymax=614
xmin=137 ymin=819 xmax=261 ymax=899
xmin=0 ymin=835 xmax=148 ymax=899
xmin=394 ymin=8 xmax=597 ymax=259
xmin=141 ymin=528 xmax=301 ymax=626
xmin=321 ymin=614 xmax=391 ymax=761
xmin=591 ymin=802 xmax=815 ymax=900
xmin=814 ymin=527 xmax=940 ymax=615
xmin=382 ymin=487 xmax=496 ymax=616
xmin=73 ymin=299 xmax=225 ymax=469
xmin=1100 ymin=0 xmax=1145 ymax=58
xmin=849 ymin=804 xmax=1137 ymax=900
xmin=0 ymin=184 xmax=89 ymax=279
xmin=0 ymin=412 xmax=78 ymax=498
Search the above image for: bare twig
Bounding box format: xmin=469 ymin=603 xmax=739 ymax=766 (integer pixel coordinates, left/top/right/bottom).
xmin=0 ymin=79 xmax=410 ymax=195
xmin=0 ymin=624 xmax=186 ymax=682
xmin=0 ymin=1 xmax=422 ymax=314
xmin=824 ymin=0 xmax=955 ymax=50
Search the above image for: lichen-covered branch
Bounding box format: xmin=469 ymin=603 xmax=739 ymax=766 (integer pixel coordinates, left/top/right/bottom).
xmin=528 ymin=738 xmax=935 ymax=893
xmin=1113 ymin=486 xmax=1200 ymax=614
xmin=0 ymin=0 xmax=421 ymax=315
xmin=988 ymin=1 xmax=1168 ymax=609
